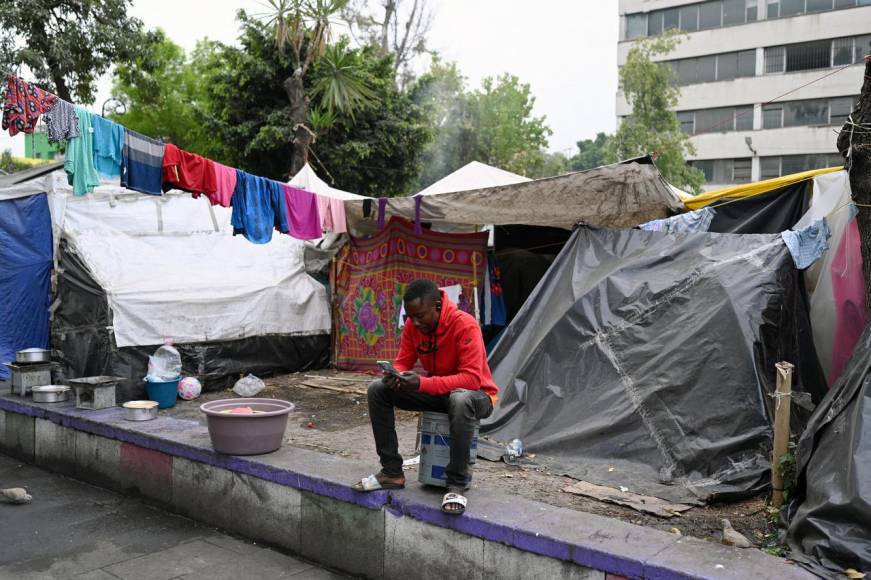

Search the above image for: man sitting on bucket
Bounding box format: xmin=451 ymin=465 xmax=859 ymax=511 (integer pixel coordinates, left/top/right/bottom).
xmin=353 ymin=279 xmax=498 ymax=515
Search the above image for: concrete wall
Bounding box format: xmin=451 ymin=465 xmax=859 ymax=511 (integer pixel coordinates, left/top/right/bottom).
xmin=0 ymin=399 xmax=818 ymax=580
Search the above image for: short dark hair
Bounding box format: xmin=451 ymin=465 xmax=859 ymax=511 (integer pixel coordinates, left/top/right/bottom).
xmin=403 ymin=279 xmax=440 ymax=304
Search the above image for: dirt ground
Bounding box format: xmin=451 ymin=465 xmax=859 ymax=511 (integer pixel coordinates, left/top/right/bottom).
xmin=166 ymin=369 xmax=778 ymax=551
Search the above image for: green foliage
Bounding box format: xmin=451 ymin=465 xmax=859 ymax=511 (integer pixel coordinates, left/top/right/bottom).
xmin=0 ymin=150 xmax=53 ymax=174
xmin=111 ymin=31 xmax=211 ymax=153
xmin=0 ymin=0 xmax=146 ymax=103
xmin=614 ymin=31 xmax=704 ymax=193
xmin=310 ymin=44 xmax=378 ymax=116
xmin=411 ymin=63 xmax=555 ymax=187
xmin=569 ymin=132 xmax=616 ymax=172
xmin=777 ymin=440 xmax=798 ymax=503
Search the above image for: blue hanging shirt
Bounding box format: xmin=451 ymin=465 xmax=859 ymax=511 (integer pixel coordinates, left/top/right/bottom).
xmin=230 ymin=171 xmax=289 ymax=244
xmin=91 ymin=115 xmax=124 ymax=179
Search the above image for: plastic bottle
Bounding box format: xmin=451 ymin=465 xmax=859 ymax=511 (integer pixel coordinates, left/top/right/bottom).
xmin=147 ymin=338 xmax=182 ymax=381
xmin=506 ymin=438 xmax=524 ymax=459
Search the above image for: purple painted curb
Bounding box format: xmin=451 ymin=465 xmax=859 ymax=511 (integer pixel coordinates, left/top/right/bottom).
xmin=0 ymin=395 xmax=815 ymax=580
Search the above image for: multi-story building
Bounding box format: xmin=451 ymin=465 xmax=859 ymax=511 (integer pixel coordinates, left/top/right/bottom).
xmin=617 ymin=0 xmax=871 ymax=189
xmin=23 ymin=127 xmax=62 ymax=161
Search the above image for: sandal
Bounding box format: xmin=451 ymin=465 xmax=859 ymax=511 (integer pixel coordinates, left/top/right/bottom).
xmin=441 ymin=489 xmax=468 ymax=515
xmin=352 ymin=471 xmax=406 ymax=492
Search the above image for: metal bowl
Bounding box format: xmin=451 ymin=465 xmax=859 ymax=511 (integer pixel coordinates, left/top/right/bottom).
xmin=123 ymin=400 xmax=159 ymax=421
xmin=32 ymin=385 xmax=70 ymax=403
xmin=16 ymin=348 xmax=51 ymax=364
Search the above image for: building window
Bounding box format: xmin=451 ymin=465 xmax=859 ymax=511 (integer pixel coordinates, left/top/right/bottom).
xmin=738 ymin=50 xmax=757 ymax=76
xmin=763 ymin=104 xmax=784 ymax=129
xmin=680 ymin=5 xmax=700 ymax=30
xmin=780 ymin=0 xmax=806 ymax=15
xmin=855 ymin=35 xmax=871 ymax=62
xmin=747 ymin=0 xmax=759 ymax=20
xmin=760 ymin=154 xmax=843 ymax=178
xmin=833 ymin=38 xmax=854 ymax=65
xmin=678 ymin=111 xmax=695 ymax=134
xmin=761 ymin=157 xmax=781 ymax=179
xmin=735 ymin=106 xmax=755 ymax=130
xmin=626 ymin=14 xmax=647 ymax=39
xmin=696 ymin=108 xmax=735 ymax=133
xmin=786 ymin=39 xmax=832 ymax=72
xmin=699 ymin=1 xmax=724 ymax=27
xmin=829 ymin=97 xmax=855 ymax=125
xmin=732 ymin=158 xmax=752 ymax=183
xmin=663 ymin=7 xmax=681 ymax=30
xmin=767 ymin=0 xmax=781 ymax=17
xmin=807 ymin=0 xmax=834 ymax=10
xmin=784 ymin=99 xmax=829 ymax=126
xmin=835 ymin=0 xmax=856 ymax=6
xmin=765 ymin=46 xmax=786 ymax=73
xmin=648 ymin=11 xmax=664 ymax=35
xmin=723 ymin=0 xmax=746 ymax=23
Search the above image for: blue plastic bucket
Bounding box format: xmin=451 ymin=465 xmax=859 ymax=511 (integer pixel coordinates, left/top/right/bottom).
xmin=418 ymin=411 xmax=478 ymax=487
xmin=145 ymin=377 xmax=180 ymax=409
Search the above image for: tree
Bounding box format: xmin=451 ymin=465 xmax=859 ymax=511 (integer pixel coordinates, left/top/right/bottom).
xmin=343 ymin=0 xmax=433 ymax=87
xmin=569 ymin=132 xmax=616 ymax=171
xmin=614 ymin=32 xmax=704 ymax=193
xmin=258 ymin=0 xmax=376 ymax=175
xmin=192 ymin=14 xmax=430 ymax=194
xmin=837 ymin=49 xmax=871 ymax=313
xmin=411 ymin=65 xmax=554 ymax=187
xmin=0 ymin=0 xmax=146 ymax=103
xmin=111 ymin=31 xmax=211 ymax=153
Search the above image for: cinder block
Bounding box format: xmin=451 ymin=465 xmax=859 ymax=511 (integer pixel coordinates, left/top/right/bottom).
xmin=118 ymin=442 xmax=173 ymax=504
xmin=384 ymin=511 xmax=483 ymax=580
xmin=35 ymin=419 xmax=77 ymax=476
xmin=172 ymin=457 xmax=237 ymax=531
xmin=484 ymin=541 xmax=605 ymax=580
xmin=230 ymin=472 xmax=302 ymax=553
xmin=75 ymin=431 xmax=121 ymax=490
xmin=300 ymin=491 xmax=385 ymax=579
xmin=4 ymin=412 xmax=35 ymax=462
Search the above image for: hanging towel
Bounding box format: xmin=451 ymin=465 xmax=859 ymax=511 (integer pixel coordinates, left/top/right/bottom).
xmin=377 ymin=197 xmax=388 ymax=231
xmin=43 ymin=99 xmax=79 ymax=142
xmin=282 ymin=185 xmax=322 ymax=240
xmin=121 ymin=129 xmax=165 ymax=195
xmin=485 ymin=252 xmax=507 ymax=327
xmin=2 ymin=75 xmax=57 ymax=136
xmin=64 ymin=107 xmax=100 ymax=196
xmin=316 ymin=195 xmax=348 ymax=234
xmin=91 ymin=115 xmax=124 ymax=178
xmin=162 ymin=143 xmax=217 ymax=194
xmin=194 ymin=162 xmax=236 ymax=207
xmin=782 ymin=218 xmax=831 ymax=270
xmin=639 ymin=207 xmax=716 ymax=234
xmin=230 ymin=172 xmax=289 ymax=244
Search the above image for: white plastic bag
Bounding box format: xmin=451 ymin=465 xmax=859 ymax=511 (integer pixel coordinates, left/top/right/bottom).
xmin=233 ymin=374 xmax=265 ymax=397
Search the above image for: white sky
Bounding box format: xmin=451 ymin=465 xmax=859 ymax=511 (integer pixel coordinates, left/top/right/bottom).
xmin=1 ymin=1 xmax=618 ymax=158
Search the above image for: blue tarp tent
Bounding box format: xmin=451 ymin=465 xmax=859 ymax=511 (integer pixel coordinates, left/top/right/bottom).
xmin=0 ymin=192 xmax=53 ymax=378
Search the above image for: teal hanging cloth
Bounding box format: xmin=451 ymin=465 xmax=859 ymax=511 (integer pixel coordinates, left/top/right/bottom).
xmin=64 ymin=106 xmax=100 ymax=196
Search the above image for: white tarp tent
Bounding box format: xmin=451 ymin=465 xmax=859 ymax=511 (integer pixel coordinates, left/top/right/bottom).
xmin=45 ymin=168 xmax=331 ymax=348
xmin=415 ymin=161 xmax=530 ymax=197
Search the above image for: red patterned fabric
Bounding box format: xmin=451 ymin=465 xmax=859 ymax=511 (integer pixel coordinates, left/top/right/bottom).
xmin=2 ymin=75 xmax=57 ymax=136
xmin=334 ymin=217 xmax=487 ymax=371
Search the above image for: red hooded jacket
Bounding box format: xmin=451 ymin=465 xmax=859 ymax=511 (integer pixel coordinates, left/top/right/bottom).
xmin=394 ymin=291 xmax=499 ymax=406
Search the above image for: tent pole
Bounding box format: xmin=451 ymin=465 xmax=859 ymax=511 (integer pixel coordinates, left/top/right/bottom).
xmin=770 ymin=361 xmax=794 ymax=508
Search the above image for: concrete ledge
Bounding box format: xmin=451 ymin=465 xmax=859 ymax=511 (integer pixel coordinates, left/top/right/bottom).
xmin=0 ymin=394 xmax=815 ymax=580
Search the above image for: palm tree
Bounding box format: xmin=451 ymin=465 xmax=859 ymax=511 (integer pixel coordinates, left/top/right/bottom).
xmin=258 ymin=0 xmax=376 ymax=175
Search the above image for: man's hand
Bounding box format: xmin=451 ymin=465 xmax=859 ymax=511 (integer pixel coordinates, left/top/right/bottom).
xmin=383 ymin=372 xmax=400 ymax=389
xmin=394 ymin=371 xmax=420 ymax=392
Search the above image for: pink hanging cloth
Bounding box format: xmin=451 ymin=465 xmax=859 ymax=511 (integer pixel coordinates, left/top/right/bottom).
xmin=282 ymin=185 xmax=322 ymax=240
xmin=193 ymin=162 xmax=236 ymax=208
xmin=829 ymin=218 xmax=868 ymax=384
xmin=316 ymin=194 xmax=348 ymax=234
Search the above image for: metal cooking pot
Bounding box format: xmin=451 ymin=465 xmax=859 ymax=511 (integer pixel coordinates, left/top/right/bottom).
xmin=32 ymin=385 xmax=70 ymax=403
xmin=16 ymin=348 xmax=51 ymax=364
xmin=123 ymin=400 xmax=159 ymax=421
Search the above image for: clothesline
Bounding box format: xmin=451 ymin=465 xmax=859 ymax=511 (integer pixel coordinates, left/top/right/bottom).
xmin=1 ymin=72 xmax=348 ymax=244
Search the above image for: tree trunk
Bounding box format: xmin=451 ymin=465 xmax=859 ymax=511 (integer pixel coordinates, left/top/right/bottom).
xmin=837 ymin=51 xmax=871 ymax=314
xmin=283 ymin=73 xmax=311 ymax=177
xmin=47 ymin=60 xmax=72 ymax=102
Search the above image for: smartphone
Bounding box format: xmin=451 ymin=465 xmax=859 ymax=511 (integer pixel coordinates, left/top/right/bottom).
xmin=376 ymin=360 xmax=399 ymax=376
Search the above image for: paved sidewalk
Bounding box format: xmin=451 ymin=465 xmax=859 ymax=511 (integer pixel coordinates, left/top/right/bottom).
xmin=0 ymin=453 xmax=351 ymax=580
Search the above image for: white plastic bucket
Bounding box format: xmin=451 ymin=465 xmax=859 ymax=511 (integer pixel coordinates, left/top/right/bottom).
xmin=418 ymin=411 xmax=479 ymax=487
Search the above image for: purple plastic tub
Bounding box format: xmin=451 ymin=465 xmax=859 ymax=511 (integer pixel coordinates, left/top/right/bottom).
xmin=200 ymin=398 xmax=295 ymax=455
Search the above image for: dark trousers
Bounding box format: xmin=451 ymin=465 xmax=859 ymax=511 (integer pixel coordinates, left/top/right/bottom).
xmin=367 ymin=380 xmax=493 ymax=488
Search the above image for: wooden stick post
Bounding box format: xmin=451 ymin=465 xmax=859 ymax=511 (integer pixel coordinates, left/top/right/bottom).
xmin=771 ymin=361 xmax=794 ymax=508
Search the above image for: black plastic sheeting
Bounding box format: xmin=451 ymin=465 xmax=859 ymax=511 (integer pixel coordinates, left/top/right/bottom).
xmin=787 ymin=323 xmax=871 ymax=578
xmin=52 ymin=239 xmax=329 ymax=402
xmin=708 ymin=181 xmax=810 ymax=234
xmin=480 ymin=226 xmax=825 ymax=504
